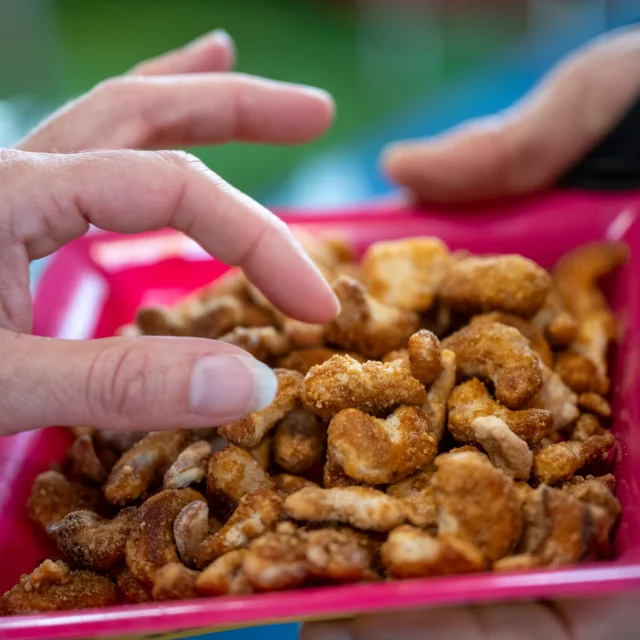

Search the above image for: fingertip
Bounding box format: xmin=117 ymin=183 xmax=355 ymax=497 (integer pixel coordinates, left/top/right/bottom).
xmin=205 ymin=29 xmax=236 ymax=71
xmin=286 ymin=84 xmax=336 ymax=142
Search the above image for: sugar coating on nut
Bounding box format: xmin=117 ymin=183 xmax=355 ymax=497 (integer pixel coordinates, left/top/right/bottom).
xmin=433 ymin=450 xmax=522 ymax=562
xmin=218 ymin=326 xmax=291 ymax=362
xmin=284 ymin=486 xmax=406 ymax=532
xmin=303 ymin=355 xmax=427 ymax=421
xmin=163 ymin=440 xmax=212 ymax=490
xmin=441 ymin=254 xmax=551 ymax=317
xmin=272 ymin=408 xmax=326 ymax=474
xmin=325 ymin=277 xmax=420 ymax=358
xmin=527 ymin=363 xmax=579 ymax=431
xmin=442 ymin=322 xmax=543 ymax=409
xmin=151 ymin=563 xmax=199 ymax=601
xmin=408 ymin=329 xmax=442 ymax=386
xmin=448 ymin=379 xmax=552 ymax=446
xmin=219 ymin=369 xmax=304 ymax=447
xmin=328 ymin=405 xmax=437 ymax=485
xmin=105 ymin=430 xmax=190 ymax=505
xmin=423 ymin=349 xmax=457 ymax=441
xmin=381 ymin=526 xmax=485 ymax=579
xmin=386 ymin=465 xmax=437 ymax=528
xmin=196 ymin=550 xmax=253 ymax=596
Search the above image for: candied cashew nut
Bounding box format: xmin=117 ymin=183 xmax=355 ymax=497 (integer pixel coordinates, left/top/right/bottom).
xmin=0 ymin=560 xmax=117 ymax=615
xmin=441 ymin=254 xmax=551 ymax=317
xmin=381 ymin=526 xmax=485 ymax=579
xmin=555 ymin=352 xmax=609 ymax=395
xmin=442 ymin=322 xmax=543 ymax=409
xmin=578 ymin=393 xmax=612 ymax=418
xmin=219 ymin=369 xmax=304 ymax=447
xmin=570 ymin=413 xmax=607 ymax=442
xmin=520 ymin=485 xmax=595 ymax=565
xmin=563 ymin=477 xmax=621 ymax=525
xmin=282 ymin=318 xmax=325 ymax=349
xmin=272 ymin=408 xmax=326 ymax=474
xmin=151 ymin=563 xmax=199 ymax=601
xmin=471 ymin=312 xmax=553 ymax=367
xmin=554 ymin=242 xmax=628 ymax=377
xmin=408 ymin=329 xmax=441 ymax=385
xmin=532 ymin=288 xmax=578 ymax=347
xmin=28 ymin=470 xmax=103 ymax=531
xmin=433 ymin=451 xmax=522 ymax=561
xmin=327 ymin=405 xmax=437 ymax=485
xmin=196 ymin=550 xmax=253 ymax=596
xmin=362 ymin=237 xmax=449 ymax=311
xmin=448 ymin=379 xmax=553 ymax=446
xmin=49 ymin=508 xmax=137 ymax=572
xmin=386 ymin=465 xmax=437 ymax=528
xmin=278 ymin=347 xmax=349 ymax=375
xmin=324 ymin=277 xmax=420 ymax=358
xmin=66 ymin=434 xmax=110 ymax=484
xmin=218 ymin=326 xmax=291 ymax=362
xmin=125 ymin=488 xmax=205 ymax=585
xmin=532 ymin=433 xmax=615 ymax=485
xmin=471 ymin=416 xmax=533 ymax=480
xmin=206 ymin=445 xmax=275 ymax=513
xmin=163 ymin=440 xmax=212 ymax=490
xmin=174 ymin=490 xmax=282 ymax=569
xmin=104 ymin=429 xmax=190 ymax=505
xmin=246 ymin=436 xmax=272 ymax=470
xmin=423 ymin=348 xmax=457 ymax=441
xmin=493 ymin=554 xmax=544 ymax=572
xmin=303 ymin=355 xmax=427 ymax=421
xmin=527 ymin=363 xmax=579 ymax=431
xmin=284 ymin=486 xmax=405 ymax=532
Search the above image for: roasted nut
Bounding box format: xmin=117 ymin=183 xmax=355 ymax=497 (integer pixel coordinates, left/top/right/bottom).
xmin=28 ymin=471 xmax=103 ymax=531
xmin=163 ymin=440 xmax=212 ymax=490
xmin=386 ymin=466 xmax=437 ymax=528
xmin=448 ymin=379 xmax=553 ymax=446
xmin=532 ymin=434 xmax=615 ymax=485
xmin=218 ymin=326 xmax=291 ymax=361
xmin=49 ymin=508 xmax=137 ymax=572
xmin=441 ymin=254 xmax=551 ymax=317
xmin=303 ymin=355 xmax=427 ymax=421
xmin=174 ymin=490 xmax=282 ymax=568
xmin=532 ymin=288 xmax=578 ymax=347
xmin=94 ymin=430 xmax=145 ymax=454
xmin=520 ymin=485 xmax=595 ymax=565
xmin=282 ymin=319 xmax=325 ymax=349
xmin=471 ymin=416 xmax=533 ymax=480
xmin=328 ymin=405 xmax=437 ymax=484
xmin=362 ymin=237 xmax=449 ymax=311
xmin=219 ymin=369 xmax=304 ymax=447
xmin=471 ymin=312 xmax=553 ymax=367
xmin=136 ymin=306 xmax=186 ymax=336
xmin=381 ymin=526 xmax=485 ymax=579
xmin=563 ymin=477 xmax=621 ymax=525
xmin=577 ymin=393 xmax=612 ymax=418
xmin=570 ymin=414 xmax=607 ymax=442
xmin=442 ymin=322 xmax=543 ymax=408
xmin=323 ymin=456 xmax=360 ymax=488
xmin=151 ymin=563 xmax=199 ymax=601
xmin=493 ymin=554 xmax=544 ymax=572
xmin=125 ymin=488 xmax=205 ymax=585
xmin=407 ymin=329 xmax=442 ymax=386
xmin=0 ymin=560 xmax=117 ymax=615
xmin=277 ymin=347 xmax=349 ymax=375
xmin=527 ymin=363 xmax=579 ymax=431
xmin=196 ymin=550 xmax=253 ymax=596
xmin=104 ymin=430 xmax=190 ymax=505
xmin=206 ymin=445 xmax=275 ymax=511
xmin=325 ymin=277 xmax=420 ymax=358
xmin=272 ymin=409 xmax=326 ymax=474
xmin=554 ymin=242 xmax=628 ymax=377
xmin=433 ymin=450 xmax=522 ymax=561
xmin=246 ymin=436 xmax=272 ymax=470
xmin=284 ymin=486 xmax=405 ymax=532
xmin=66 ymin=434 xmax=110 ymax=484
xmin=423 ymin=348 xmax=457 ymax=441
xmin=555 ymin=352 xmax=609 ymax=395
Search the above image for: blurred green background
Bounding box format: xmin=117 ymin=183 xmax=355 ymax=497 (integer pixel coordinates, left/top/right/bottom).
xmin=0 ymin=0 xmax=524 ymax=198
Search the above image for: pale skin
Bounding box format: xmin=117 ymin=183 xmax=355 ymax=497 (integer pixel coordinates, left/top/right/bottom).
xmin=1 ymin=27 xmax=639 ymax=638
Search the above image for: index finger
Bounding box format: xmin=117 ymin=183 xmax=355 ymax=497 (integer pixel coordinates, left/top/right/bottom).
xmin=2 ymin=149 xmax=339 ymax=326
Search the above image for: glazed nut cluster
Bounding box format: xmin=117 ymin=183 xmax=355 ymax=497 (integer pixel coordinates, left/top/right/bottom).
xmin=1 ymin=232 xmax=627 ymax=616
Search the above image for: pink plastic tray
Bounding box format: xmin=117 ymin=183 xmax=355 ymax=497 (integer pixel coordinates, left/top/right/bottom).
xmin=2 ymin=190 xmax=640 ymax=639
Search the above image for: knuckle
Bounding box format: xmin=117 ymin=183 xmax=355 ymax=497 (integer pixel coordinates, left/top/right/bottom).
xmin=158 ymin=150 xmax=209 ymax=176
xmin=86 ymin=342 xmax=156 ymax=423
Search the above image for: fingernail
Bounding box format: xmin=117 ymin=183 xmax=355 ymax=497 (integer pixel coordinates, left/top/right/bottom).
xmin=210 ymin=28 xmax=233 ymax=46
xmin=190 ymin=354 xmax=277 ymax=418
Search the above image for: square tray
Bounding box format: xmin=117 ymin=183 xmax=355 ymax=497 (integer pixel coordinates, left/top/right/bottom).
xmin=2 ymin=190 xmax=640 ymax=639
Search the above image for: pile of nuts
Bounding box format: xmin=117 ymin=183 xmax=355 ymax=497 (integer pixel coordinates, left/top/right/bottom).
xmin=1 ymin=232 xmax=627 ymax=615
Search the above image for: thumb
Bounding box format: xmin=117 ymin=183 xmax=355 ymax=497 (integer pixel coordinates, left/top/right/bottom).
xmin=0 ymin=330 xmax=277 ymax=435
xmin=382 ymin=25 xmax=640 ymax=204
